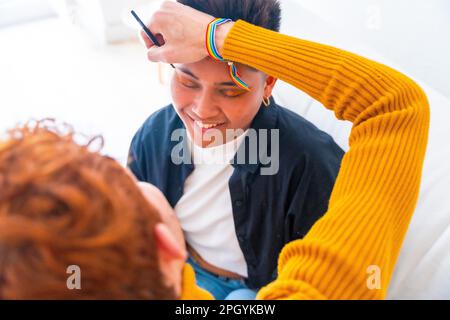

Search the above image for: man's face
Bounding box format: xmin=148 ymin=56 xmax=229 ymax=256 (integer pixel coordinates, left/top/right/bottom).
xmin=170 ymin=58 xmax=271 ymax=147
xmin=137 ymin=181 xmax=186 ymax=298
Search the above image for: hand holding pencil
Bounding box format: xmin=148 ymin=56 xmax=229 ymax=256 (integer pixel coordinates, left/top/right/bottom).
xmin=131 ymin=1 xmax=233 ymax=65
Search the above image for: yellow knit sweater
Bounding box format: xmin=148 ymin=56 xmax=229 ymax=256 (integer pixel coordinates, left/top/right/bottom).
xmin=181 ymin=20 xmax=430 ymax=300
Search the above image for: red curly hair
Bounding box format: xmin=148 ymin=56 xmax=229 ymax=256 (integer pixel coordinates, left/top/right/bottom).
xmin=0 ymin=120 xmax=175 ymax=299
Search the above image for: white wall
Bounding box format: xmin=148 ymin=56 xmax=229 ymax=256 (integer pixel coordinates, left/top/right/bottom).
xmin=0 ymin=18 xmax=171 ymax=165
xmin=0 ymin=0 xmax=55 ymax=27
xmin=287 ymin=0 xmax=450 ymax=99
xmin=48 ymin=0 xmax=156 ymax=44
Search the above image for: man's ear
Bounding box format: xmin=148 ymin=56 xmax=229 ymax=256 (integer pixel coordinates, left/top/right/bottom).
xmin=154 ymin=223 xmax=187 ymax=262
xmin=264 ymin=75 xmax=278 ymax=97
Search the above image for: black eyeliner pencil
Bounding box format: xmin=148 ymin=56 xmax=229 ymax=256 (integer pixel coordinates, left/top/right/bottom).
xmin=131 ymin=10 xmax=175 ymax=68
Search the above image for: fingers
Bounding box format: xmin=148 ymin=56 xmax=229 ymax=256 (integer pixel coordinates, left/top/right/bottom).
xmin=160 ymin=0 xmax=179 ymax=11
xmin=147 ymin=46 xmax=163 ymax=62
xmin=137 ymin=0 xmax=211 ymax=64
xmin=147 ymin=45 xmax=176 ymax=64
xmin=139 ymin=30 xmax=153 ymax=49
xmin=139 ymin=24 xmax=165 ymax=49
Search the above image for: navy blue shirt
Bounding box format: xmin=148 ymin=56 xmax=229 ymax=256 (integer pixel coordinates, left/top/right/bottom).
xmin=128 ymin=98 xmax=344 ymax=289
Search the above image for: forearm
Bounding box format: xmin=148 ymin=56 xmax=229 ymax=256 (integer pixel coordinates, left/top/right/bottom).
xmin=221 ymin=20 xmax=426 ymax=122
xmin=219 ymin=20 xmax=430 ymax=299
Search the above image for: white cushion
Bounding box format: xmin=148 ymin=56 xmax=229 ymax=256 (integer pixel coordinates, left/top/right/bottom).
xmin=387 ymin=82 xmax=450 ymax=299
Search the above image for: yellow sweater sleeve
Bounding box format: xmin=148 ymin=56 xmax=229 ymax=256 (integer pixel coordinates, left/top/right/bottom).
xmin=180 ymin=264 xmax=214 ymax=300
xmin=222 ymin=20 xmax=430 ymax=299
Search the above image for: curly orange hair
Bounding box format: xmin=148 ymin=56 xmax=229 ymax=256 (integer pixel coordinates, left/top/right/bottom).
xmin=0 ymin=120 xmax=175 ymax=299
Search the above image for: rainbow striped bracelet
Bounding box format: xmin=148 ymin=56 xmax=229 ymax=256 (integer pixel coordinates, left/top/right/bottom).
xmin=206 ymin=18 xmax=251 ymax=91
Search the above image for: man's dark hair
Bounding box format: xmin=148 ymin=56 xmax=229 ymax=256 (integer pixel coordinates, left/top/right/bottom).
xmin=177 ymin=0 xmax=281 ymax=32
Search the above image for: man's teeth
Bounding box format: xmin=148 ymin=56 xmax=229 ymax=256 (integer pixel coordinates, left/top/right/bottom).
xmin=195 ymin=121 xmax=223 ymax=129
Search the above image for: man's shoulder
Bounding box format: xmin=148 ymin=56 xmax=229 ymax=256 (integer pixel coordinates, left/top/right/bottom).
xmin=133 ymin=104 xmax=183 ymax=142
xmin=136 ymin=104 xmax=181 ymax=139
xmin=275 ymin=104 xmax=344 ymax=163
xmin=128 ymin=104 xmax=183 ymax=180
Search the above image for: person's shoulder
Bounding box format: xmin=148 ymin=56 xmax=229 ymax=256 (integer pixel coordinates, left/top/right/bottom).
xmin=274 ymin=103 xmax=344 ymax=162
xmin=132 ymin=104 xmax=182 ymax=143
xmin=137 ymin=104 xmax=180 ymax=136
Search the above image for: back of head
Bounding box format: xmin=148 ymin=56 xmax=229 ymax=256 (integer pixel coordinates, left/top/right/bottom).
xmin=177 ymin=0 xmax=282 ymax=32
xmin=0 ymin=120 xmax=175 ymax=299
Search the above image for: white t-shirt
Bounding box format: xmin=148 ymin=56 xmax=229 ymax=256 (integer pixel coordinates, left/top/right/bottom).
xmin=174 ymin=131 xmax=249 ymax=277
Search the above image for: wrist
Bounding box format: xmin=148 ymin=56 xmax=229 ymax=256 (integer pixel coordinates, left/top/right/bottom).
xmin=215 ymin=21 xmax=235 ymax=57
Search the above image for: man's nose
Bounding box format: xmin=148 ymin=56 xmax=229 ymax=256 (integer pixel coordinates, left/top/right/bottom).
xmin=192 ymin=90 xmax=220 ymax=119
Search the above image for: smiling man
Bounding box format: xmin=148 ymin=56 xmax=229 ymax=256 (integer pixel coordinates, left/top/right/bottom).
xmin=127 ymin=0 xmax=343 ymax=300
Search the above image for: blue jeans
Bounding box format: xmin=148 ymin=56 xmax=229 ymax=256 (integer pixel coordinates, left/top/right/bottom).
xmin=187 ymin=257 xmax=257 ymax=300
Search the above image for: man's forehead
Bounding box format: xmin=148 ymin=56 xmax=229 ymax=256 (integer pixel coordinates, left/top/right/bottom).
xmin=175 ymin=60 xmax=259 ymax=86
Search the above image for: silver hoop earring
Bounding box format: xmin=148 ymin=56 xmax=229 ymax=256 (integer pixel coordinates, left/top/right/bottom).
xmin=262 ymin=96 xmax=271 ymax=107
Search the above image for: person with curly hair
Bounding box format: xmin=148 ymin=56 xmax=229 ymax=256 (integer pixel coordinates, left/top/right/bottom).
xmin=0 ymin=120 xmax=192 ymax=299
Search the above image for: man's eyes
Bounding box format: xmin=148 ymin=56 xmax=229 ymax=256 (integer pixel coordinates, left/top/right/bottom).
xmin=177 ymin=75 xmax=246 ymax=98
xmin=219 ymin=89 xmax=246 ymax=98
xmin=179 ymin=77 xmax=199 ymax=88
xmin=175 ymin=73 xmax=198 ymax=88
